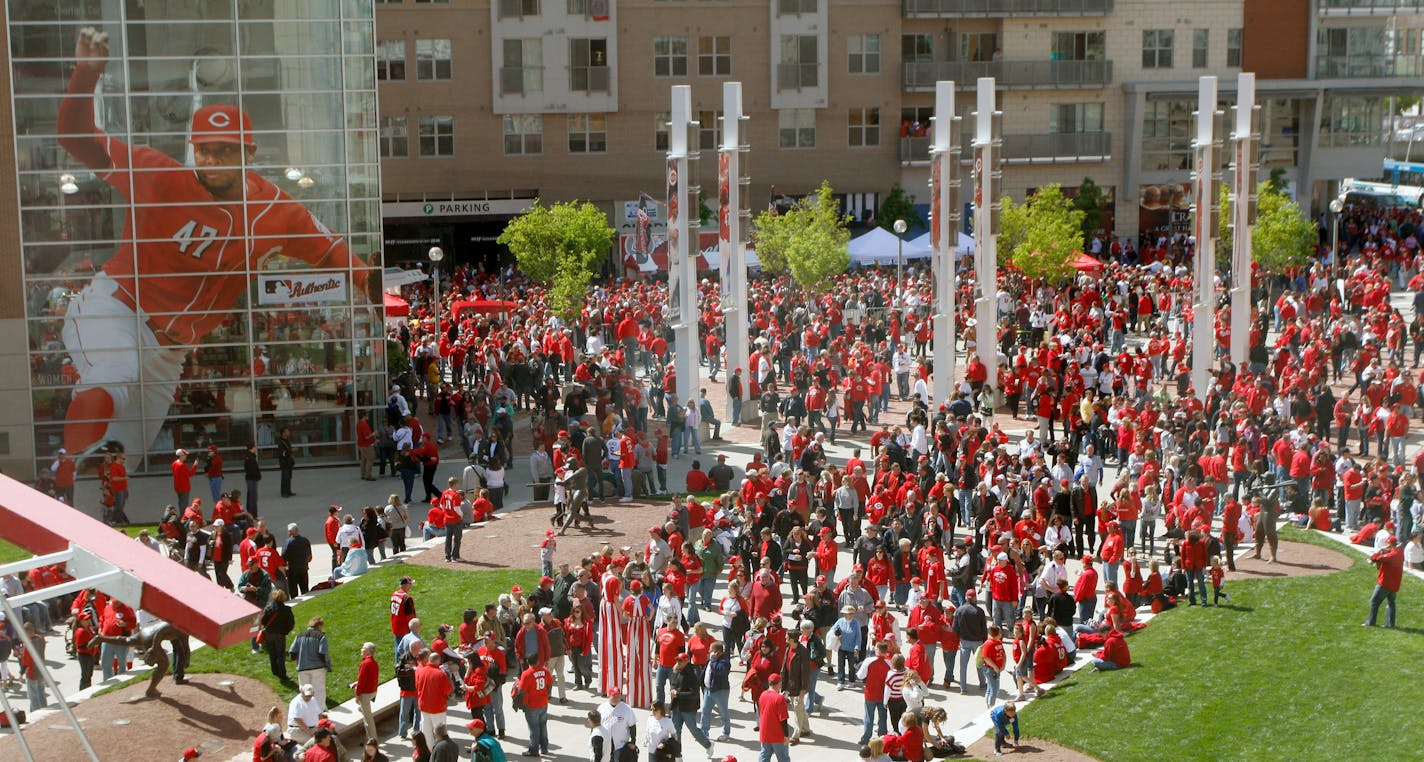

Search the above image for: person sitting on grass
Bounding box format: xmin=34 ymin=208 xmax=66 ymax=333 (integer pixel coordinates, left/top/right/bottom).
xmin=686 ymin=460 xmax=711 ymax=493
xmin=1090 ymin=626 xmax=1131 ymax=671
xmin=989 ymin=701 xmax=1019 ymax=756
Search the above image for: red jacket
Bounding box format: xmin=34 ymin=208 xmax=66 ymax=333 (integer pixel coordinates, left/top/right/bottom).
xmin=513 ymin=622 xmax=552 ymax=665
xmin=414 ymin=663 xmax=452 ymax=713
xmin=1073 ymin=565 xmax=1098 ymax=603
xmin=1372 ymin=546 xmax=1405 ymax=592
xmin=355 ymin=655 xmax=379 ymax=695
xmin=1094 ymin=629 xmax=1131 ymax=667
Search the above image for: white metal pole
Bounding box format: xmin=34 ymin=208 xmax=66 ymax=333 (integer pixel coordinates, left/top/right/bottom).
xmin=1229 ymin=72 xmax=1256 ymax=367
xmin=931 ymin=80 xmax=958 ymax=406
xmin=669 ymin=85 xmax=697 ymax=407
xmin=721 ymin=81 xmax=750 ymax=417
xmin=973 ymin=78 xmax=998 ymax=406
xmin=1191 ymin=76 xmax=1218 ymax=402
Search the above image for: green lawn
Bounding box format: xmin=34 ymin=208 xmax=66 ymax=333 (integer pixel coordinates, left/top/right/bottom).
xmin=1021 ymin=526 xmax=1424 ymax=761
xmin=0 ymin=524 xmax=160 ymax=565
xmin=185 ymin=562 xmax=537 ymax=708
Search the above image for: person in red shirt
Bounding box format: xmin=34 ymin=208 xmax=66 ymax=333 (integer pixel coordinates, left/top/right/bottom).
xmin=356 ymin=415 xmax=377 ymax=481
xmin=978 ymin=625 xmax=1007 ymax=707
xmin=685 ymin=461 xmax=711 ymax=493
xmin=414 ymin=652 xmax=453 ymax=741
xmin=856 ymin=640 xmax=892 ymax=744
xmin=389 ymin=576 xmax=417 ymax=656
xmin=323 ymin=505 xmax=342 ymax=568
xmin=653 ymin=622 xmax=686 ymax=704
xmin=439 ymin=477 xmax=465 ymax=562
xmin=758 ymin=673 xmax=792 ymax=758
xmin=350 ymin=642 xmax=380 ymax=740
xmin=1090 ymin=626 xmax=1132 ymax=670
xmin=171 ymin=448 xmax=198 ymax=507
xmin=516 ymin=657 xmax=552 ymax=756
xmin=1365 ymin=535 xmax=1404 ymax=628
xmin=72 ymin=611 xmax=100 ymax=690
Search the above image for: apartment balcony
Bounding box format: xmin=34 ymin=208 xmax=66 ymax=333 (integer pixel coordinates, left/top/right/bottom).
xmin=777 ymin=62 xmax=819 ymax=91
xmin=1318 ymin=0 xmax=1424 ymax=15
xmin=898 ymin=131 xmax=1111 ymax=166
xmin=903 ymin=0 xmax=1112 ymax=18
xmin=902 ymin=59 xmax=1112 ymax=91
xmin=1315 ymin=54 xmax=1424 ymax=79
xmin=569 ymin=65 xmax=611 ymax=93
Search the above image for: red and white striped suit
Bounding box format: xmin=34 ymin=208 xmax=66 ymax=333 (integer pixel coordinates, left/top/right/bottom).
xmin=598 ymin=573 xmax=625 ymax=697
xmin=623 ymin=592 xmax=653 ymax=709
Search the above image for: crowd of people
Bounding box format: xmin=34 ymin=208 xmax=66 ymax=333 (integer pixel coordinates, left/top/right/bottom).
xmin=6 ymin=197 xmax=1423 ymax=760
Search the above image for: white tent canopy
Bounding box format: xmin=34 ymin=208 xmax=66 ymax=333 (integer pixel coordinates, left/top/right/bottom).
xmin=907 ymin=231 xmax=976 ymax=254
xmin=847 ymin=227 xmax=932 ymax=265
xmin=700 ymin=245 xmax=761 ymax=270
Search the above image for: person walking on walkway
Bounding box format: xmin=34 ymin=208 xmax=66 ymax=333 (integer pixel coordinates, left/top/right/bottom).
xmin=1365 ymin=534 xmax=1404 ymax=628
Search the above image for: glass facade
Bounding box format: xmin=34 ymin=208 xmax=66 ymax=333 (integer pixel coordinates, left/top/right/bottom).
xmin=10 ymin=0 xmax=385 ymax=473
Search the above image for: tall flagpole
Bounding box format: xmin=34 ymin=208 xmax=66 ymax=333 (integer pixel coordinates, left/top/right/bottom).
xmin=931 ymin=81 xmax=961 ymax=406
xmin=972 ymin=78 xmax=1000 ymax=406
xmin=1191 ymin=76 xmax=1220 ymax=402
xmin=1229 ymin=72 xmax=1258 ymax=368
xmin=669 ymin=85 xmax=698 ymax=405
xmin=720 ymin=82 xmax=750 ymax=414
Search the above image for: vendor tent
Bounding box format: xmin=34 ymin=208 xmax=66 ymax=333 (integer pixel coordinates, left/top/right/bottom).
xmin=1071 ymin=252 xmax=1105 ymax=272
xmin=907 ymin=231 xmax=976 ymax=254
xmin=848 ymin=227 xmax=932 ymax=265
xmin=383 ymin=292 xmax=409 ymax=317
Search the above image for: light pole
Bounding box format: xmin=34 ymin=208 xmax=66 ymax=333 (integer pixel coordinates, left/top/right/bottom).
xmin=428 ymin=245 xmax=445 ymax=376
xmin=1329 ymin=197 xmax=1344 ymax=280
xmin=893 ymin=218 xmax=907 ymax=309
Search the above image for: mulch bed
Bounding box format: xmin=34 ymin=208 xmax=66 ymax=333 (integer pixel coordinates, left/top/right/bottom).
xmin=966 ymin=736 xmax=1101 ymax=761
xmin=0 ymin=674 xmax=280 ymax=762
xmin=403 ymin=496 xmax=691 ymax=571
xmin=1229 ymin=538 xmax=1352 ymax=579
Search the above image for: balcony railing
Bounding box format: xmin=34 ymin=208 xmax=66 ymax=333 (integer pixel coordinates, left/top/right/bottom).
xmin=903 ymin=0 xmax=1112 ymax=17
xmin=899 ymin=131 xmax=1110 ymax=165
xmin=1319 ymin=0 xmax=1424 ymax=14
xmin=569 ymin=65 xmax=610 ymax=92
xmin=902 ymin=59 xmax=1112 ymax=90
xmin=1315 ymin=54 xmax=1424 ymax=79
xmin=777 ymin=62 xmax=819 ymax=91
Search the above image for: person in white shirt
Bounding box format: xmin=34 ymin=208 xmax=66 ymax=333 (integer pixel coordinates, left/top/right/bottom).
xmin=286 ymin=684 xmax=322 ymax=744
xmin=597 ymin=690 xmax=639 ymax=750
xmin=643 ymin=701 xmax=677 ymax=758
xmin=588 ymin=709 xmax=616 ymax=762
xmin=1405 ymin=531 xmax=1423 ymax=571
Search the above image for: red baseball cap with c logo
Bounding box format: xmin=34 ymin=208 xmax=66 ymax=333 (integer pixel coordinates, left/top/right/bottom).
xmin=191 ymin=104 xmax=255 ymax=147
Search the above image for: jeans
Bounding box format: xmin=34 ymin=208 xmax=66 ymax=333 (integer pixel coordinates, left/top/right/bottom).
xmin=1077 ymin=599 xmax=1096 ymax=624
xmin=77 ymin=652 xmax=95 ymax=690
xmin=100 ymin=643 xmax=130 ymax=681
xmin=1105 ymin=562 xmax=1120 ymax=590
xmin=1091 ymin=658 xmax=1122 ymax=671
xmin=941 ymin=644 xmax=957 ymax=684
xmin=958 ymin=641 xmax=982 ymax=687
xmin=1119 ymin=520 xmax=1137 ymax=549
xmin=860 ymin=700 xmax=888 ymax=743
xmin=1366 ymin=585 xmax=1398 ymax=627
xmin=655 ymin=664 xmax=674 ymax=704
xmin=980 ymin=664 xmax=1001 ymax=706
xmin=991 ymin=599 xmax=1015 ymax=635
xmin=208 ymin=477 xmax=224 ymax=505
xmin=683 ymin=427 xmax=702 ymax=455
xmin=672 ymin=708 xmax=711 ymax=750
xmin=399 ymin=468 xmax=417 ymax=503
xmin=837 ymin=650 xmax=856 ymax=685
xmin=26 ymin=679 xmax=46 ymax=712
xmin=759 ymin=744 xmax=790 ymax=762
xmin=422 ymin=524 xmax=446 ymax=542
xmin=525 ymin=706 xmax=549 ymax=754
xmin=622 ymin=467 xmax=635 ymax=498
xmin=697 ymin=577 xmax=716 ymax=610
xmin=700 ymin=687 xmax=731 ymax=737
xmin=280 ymin=467 xmax=293 ymax=496
xmin=730 ymin=396 xmax=742 ymax=426
xmin=245 ymin=480 xmax=259 ymax=517
xmin=1187 ymin=569 xmax=1208 ymax=605
xmin=444 ymin=523 xmax=463 ymax=559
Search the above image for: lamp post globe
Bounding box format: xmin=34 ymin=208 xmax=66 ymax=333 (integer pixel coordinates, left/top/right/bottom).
xmin=893 ymin=219 xmax=907 ymax=308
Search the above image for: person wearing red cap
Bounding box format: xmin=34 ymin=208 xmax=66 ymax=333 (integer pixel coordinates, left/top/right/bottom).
xmin=757 ymin=673 xmax=792 ymax=761
xmin=54 ymin=28 xmax=372 ymax=459
xmin=469 ymin=717 xmax=506 ymax=761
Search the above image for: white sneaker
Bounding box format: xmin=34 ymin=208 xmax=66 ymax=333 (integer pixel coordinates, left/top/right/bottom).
xmin=619 ymin=497 xmax=633 ymax=503
xmin=706 ymin=741 xmax=716 ymax=760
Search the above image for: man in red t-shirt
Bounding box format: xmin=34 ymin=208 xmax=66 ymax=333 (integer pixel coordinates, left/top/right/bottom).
xmin=414 ymin=652 xmax=452 ymax=741
xmin=1366 ymin=535 xmax=1404 ymax=628
xmin=653 ymin=623 xmax=686 ymax=705
xmin=856 ymin=641 xmax=892 ymax=745
xmin=758 ymin=673 xmax=791 ymax=757
xmin=389 ymin=576 xmax=417 ymax=657
xmin=517 ymin=657 xmax=552 ymax=756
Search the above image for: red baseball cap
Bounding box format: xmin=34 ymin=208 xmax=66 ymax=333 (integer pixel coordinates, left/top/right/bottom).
xmin=190 ymin=104 xmax=255 ymax=147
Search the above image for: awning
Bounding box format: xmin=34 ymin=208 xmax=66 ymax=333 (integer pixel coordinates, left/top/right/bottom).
xmin=384 ymin=292 xmax=410 ymax=317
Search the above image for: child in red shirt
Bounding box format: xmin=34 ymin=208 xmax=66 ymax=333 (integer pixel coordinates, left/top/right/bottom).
xmin=1209 ymin=556 xmax=1231 ymax=605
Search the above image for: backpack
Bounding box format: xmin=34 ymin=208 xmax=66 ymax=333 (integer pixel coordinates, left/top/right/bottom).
xmin=472 ymin=740 xmax=495 ymax=762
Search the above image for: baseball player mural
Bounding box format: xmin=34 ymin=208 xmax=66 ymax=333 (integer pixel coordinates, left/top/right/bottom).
xmin=52 ymin=26 xmax=375 ymax=461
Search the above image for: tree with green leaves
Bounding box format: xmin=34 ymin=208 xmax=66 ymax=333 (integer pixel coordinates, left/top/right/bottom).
xmin=496 ymin=199 xmax=613 ymax=318
xmin=878 ymin=182 xmax=923 ymax=232
xmin=1218 ymin=181 xmax=1316 ymax=271
xmin=998 ymin=183 xmax=1085 ymax=280
xmin=1074 ymin=177 xmax=1109 ymax=241
xmin=751 ymin=180 xmax=850 ymax=292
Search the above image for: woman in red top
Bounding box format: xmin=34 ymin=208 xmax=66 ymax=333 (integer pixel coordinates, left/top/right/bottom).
xmin=978 ymin=625 xmax=1006 ymax=708
xmin=563 ymin=606 xmax=594 ymax=690
xmin=866 ymin=547 xmax=893 ymax=601
xmin=885 ymin=711 xmax=928 ymax=761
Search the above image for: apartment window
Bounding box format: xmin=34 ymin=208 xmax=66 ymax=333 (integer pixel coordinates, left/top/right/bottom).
xmin=655 ymin=112 xmax=670 ymax=151
xmin=961 ymin=33 xmax=999 ymax=63
xmin=903 ymin=34 xmax=934 ymax=64
xmin=1051 ymin=32 xmax=1104 ymax=62
xmin=779 ymin=109 xmax=816 ymax=149
xmin=1140 ymin=98 xmax=1192 ymax=171
xmin=568 ymin=0 xmax=588 ymax=14
xmin=848 ymin=107 xmax=880 ymax=147
xmin=419 ymin=115 xmax=454 ymax=156
xmin=699 ymin=110 xmax=722 ymax=151
xmin=849 ymin=34 xmax=880 ymax=74
xmin=1049 ymin=103 xmax=1104 ymax=133
xmin=699 ymin=36 xmax=731 ymax=77
xmin=1192 ymin=29 xmax=1209 ymax=69
xmin=1227 ymin=28 xmax=1243 ymax=68
xmin=503 ymin=115 xmax=543 ymax=155
xmin=415 ymin=39 xmax=452 ymax=80
xmin=779 ymin=35 xmax=818 ymax=90
xmin=376 ymin=40 xmax=406 ymax=81
xmin=498 ymin=0 xmax=539 ymax=18
xmin=654 ymin=37 xmax=688 ymax=77
xmin=570 ymin=38 xmax=610 ymax=92
xmin=1142 ymin=29 xmax=1174 ymax=69
xmin=1320 ymin=95 xmax=1383 ymax=147
xmin=568 ymin=114 xmax=607 ymax=153
xmin=502 ymin=39 xmax=544 ymax=94
xmin=379 ymin=116 xmax=408 ymax=158
xmin=777 ymin=0 xmax=816 ymax=15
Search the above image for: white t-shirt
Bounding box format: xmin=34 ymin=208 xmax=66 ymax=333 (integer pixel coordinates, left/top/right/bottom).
xmin=287 ymin=695 xmax=321 ymax=731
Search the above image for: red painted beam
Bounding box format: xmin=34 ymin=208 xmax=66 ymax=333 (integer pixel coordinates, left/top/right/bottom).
xmin=0 ymin=475 xmax=260 ymax=648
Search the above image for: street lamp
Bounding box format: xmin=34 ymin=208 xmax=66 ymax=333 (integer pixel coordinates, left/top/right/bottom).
xmin=428 ymin=245 xmax=445 ymax=376
xmin=893 ymin=218 xmax=907 ymax=309
xmin=1329 ymin=197 xmax=1344 ymax=280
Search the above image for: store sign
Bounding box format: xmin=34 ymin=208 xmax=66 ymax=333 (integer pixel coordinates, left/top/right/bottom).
xmin=382 ymin=199 xmax=535 ymax=218
xmin=257 ymin=273 xmax=349 ymax=305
